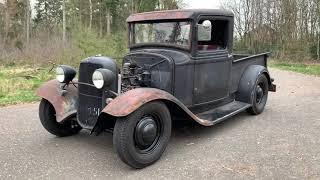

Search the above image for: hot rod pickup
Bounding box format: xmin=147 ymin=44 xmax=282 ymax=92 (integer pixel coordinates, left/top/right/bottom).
xmin=37 ymin=9 xmax=276 ymax=168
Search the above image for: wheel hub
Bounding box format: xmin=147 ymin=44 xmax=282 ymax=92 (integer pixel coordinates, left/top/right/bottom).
xmin=256 ymin=85 xmax=264 ymax=103
xmin=135 ymin=117 xmax=158 ymax=149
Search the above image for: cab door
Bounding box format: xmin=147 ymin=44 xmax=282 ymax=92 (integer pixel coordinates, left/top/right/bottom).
xmin=193 ymin=17 xmax=233 ymax=105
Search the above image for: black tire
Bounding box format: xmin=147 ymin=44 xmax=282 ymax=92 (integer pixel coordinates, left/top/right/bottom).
xmin=113 ymin=101 xmax=171 ymax=169
xmin=39 ymin=99 xmax=82 ymax=137
xmin=247 ymin=74 xmax=269 ymax=115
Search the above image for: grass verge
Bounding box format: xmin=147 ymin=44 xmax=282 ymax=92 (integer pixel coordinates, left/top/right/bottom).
xmin=269 ymin=61 xmax=320 ymax=76
xmin=0 ymin=65 xmax=54 ymax=106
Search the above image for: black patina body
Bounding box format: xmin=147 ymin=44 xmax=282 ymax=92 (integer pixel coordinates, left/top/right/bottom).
xmin=76 ymin=10 xmax=275 ymax=127
xmin=37 ymin=9 xmax=276 ymax=169
xmin=122 ymin=49 xmax=273 ymax=112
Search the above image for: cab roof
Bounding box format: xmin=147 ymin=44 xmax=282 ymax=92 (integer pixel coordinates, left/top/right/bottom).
xmin=126 ymin=9 xmax=234 ymax=22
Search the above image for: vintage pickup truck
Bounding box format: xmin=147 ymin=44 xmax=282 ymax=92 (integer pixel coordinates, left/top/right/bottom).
xmin=37 ymin=9 xmax=276 ymax=168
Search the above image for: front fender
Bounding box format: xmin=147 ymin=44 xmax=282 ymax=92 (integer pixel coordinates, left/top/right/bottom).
xmin=101 ymin=88 xmax=213 ymax=126
xmin=36 ymin=80 xmax=78 ymax=122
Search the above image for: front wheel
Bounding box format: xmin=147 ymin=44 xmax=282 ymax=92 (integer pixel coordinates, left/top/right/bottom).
xmin=39 ymin=99 xmax=82 ymax=137
xmin=247 ymin=74 xmax=269 ymax=115
xmin=113 ymin=101 xmax=171 ymax=169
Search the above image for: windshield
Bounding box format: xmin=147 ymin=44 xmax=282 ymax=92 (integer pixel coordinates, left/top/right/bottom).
xmin=130 ymin=21 xmax=191 ymax=48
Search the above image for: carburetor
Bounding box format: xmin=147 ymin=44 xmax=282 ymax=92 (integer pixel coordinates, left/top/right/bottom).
xmin=121 ymin=62 xmax=151 ymax=92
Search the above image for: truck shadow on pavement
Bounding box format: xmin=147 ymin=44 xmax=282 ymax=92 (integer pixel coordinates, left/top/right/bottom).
xmin=171 ymin=112 xmax=249 ymax=138
xmin=42 ymin=111 xmax=252 ymax=169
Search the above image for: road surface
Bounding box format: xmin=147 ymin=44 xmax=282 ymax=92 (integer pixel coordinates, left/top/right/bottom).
xmin=0 ymin=68 xmax=320 ymax=179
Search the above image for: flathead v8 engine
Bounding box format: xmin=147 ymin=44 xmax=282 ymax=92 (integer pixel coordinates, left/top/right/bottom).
xmin=121 ymin=52 xmax=173 ymax=93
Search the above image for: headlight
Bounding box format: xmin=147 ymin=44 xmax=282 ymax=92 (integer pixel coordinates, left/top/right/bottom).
xmin=56 ymin=67 xmax=65 ymax=83
xmin=92 ymin=71 xmax=104 ymax=89
xmin=92 ymin=69 xmax=116 ymax=89
xmin=56 ymin=65 xmax=76 ymax=83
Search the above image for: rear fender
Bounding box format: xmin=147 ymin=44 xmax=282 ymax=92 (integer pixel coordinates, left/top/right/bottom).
xmin=236 ymin=65 xmax=274 ymax=104
xmin=36 ymin=80 xmax=78 ymax=122
xmin=100 ymin=88 xmax=213 ymax=126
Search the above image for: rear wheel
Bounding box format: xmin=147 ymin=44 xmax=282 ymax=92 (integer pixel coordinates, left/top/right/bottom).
xmin=39 ymin=99 xmax=82 ymax=137
xmin=113 ymin=101 xmax=171 ymax=169
xmin=247 ymin=74 xmax=269 ymax=115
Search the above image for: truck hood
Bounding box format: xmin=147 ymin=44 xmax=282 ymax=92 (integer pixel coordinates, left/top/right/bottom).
xmin=130 ymin=48 xmax=191 ymax=65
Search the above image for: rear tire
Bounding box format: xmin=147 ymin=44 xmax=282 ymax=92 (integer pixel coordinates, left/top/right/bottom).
xmin=113 ymin=101 xmax=171 ymax=169
xmin=39 ymin=99 xmax=82 ymax=137
xmin=247 ymin=74 xmax=269 ymax=115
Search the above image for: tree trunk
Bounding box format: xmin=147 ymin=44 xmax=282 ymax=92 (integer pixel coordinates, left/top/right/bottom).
xmin=62 ymin=0 xmax=66 ymax=43
xmin=106 ymin=9 xmax=111 ymax=35
xmin=79 ymin=1 xmax=82 ymax=28
xmin=131 ymin=0 xmax=134 ymax=14
xmin=4 ymin=0 xmax=9 ymax=45
xmin=99 ymin=1 xmax=103 ymax=37
xmin=89 ymin=0 xmax=93 ymax=30
xmin=317 ymin=33 xmax=320 ymax=60
xmin=26 ymin=0 xmax=31 ymax=45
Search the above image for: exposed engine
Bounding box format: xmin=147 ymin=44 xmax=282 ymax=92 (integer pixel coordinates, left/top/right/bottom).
xmin=120 ymin=52 xmax=173 ymax=94
xmin=121 ymin=62 xmax=152 ymax=93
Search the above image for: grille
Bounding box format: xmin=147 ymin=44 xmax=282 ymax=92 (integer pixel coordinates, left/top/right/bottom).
xmin=78 ymin=94 xmax=102 ymax=128
xmin=77 ymin=62 xmax=103 ymax=128
xmin=78 ymin=62 xmax=103 ymax=96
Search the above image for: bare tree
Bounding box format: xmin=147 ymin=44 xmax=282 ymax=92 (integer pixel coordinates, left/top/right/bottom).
xmin=4 ymin=0 xmax=9 ymax=45
xmin=106 ymin=9 xmax=111 ymax=35
xmin=222 ymin=0 xmax=320 ymax=60
xmin=89 ymin=0 xmax=92 ymax=30
xmin=99 ymin=0 xmax=103 ymax=37
xmin=317 ymin=32 xmax=320 ymax=60
xmin=62 ymin=0 xmax=66 ymax=42
xmin=25 ymin=0 xmax=31 ymax=45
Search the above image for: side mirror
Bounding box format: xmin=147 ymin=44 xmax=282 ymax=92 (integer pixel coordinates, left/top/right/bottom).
xmin=198 ymin=20 xmax=212 ymax=41
xmin=202 ymin=20 xmax=212 ymax=29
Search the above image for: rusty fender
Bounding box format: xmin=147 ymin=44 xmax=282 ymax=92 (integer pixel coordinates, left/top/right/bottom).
xmin=101 ymin=88 xmax=213 ymax=126
xmin=36 ymin=80 xmax=78 ymax=122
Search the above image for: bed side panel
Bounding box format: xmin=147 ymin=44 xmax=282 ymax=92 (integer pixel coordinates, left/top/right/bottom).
xmin=231 ymin=54 xmax=268 ymax=93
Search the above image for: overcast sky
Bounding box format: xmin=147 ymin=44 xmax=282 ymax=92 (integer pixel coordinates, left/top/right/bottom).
xmin=27 ymin=0 xmax=222 ymax=10
xmin=184 ymin=0 xmax=222 ymax=9
xmin=1 ymin=0 xmax=222 ymax=12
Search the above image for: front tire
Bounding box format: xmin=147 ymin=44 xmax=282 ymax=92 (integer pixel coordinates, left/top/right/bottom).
xmin=113 ymin=101 xmax=171 ymax=169
xmin=247 ymin=74 xmax=269 ymax=115
xmin=39 ymin=99 xmax=82 ymax=137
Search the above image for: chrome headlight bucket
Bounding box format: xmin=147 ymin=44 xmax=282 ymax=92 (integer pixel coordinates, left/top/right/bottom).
xmin=56 ymin=67 xmax=65 ymax=83
xmin=56 ymin=65 xmax=77 ymax=83
xmin=92 ymin=71 xmax=104 ymax=89
xmin=92 ymin=69 xmax=116 ymax=89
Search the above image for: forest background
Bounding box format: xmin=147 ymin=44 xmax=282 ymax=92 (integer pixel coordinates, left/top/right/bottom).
xmin=0 ymin=0 xmax=319 ymax=105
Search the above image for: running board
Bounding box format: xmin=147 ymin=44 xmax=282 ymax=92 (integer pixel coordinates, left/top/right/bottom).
xmin=196 ymin=101 xmax=251 ymax=126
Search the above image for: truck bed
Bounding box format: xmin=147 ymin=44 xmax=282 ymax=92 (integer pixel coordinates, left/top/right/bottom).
xmin=230 ymin=52 xmax=270 ymax=93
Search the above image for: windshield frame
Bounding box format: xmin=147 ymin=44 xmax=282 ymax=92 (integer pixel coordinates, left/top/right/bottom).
xmin=128 ymin=20 xmax=193 ymax=51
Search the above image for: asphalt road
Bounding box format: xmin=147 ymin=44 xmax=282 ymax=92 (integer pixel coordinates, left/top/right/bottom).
xmin=1 ymin=68 xmax=320 ymax=180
